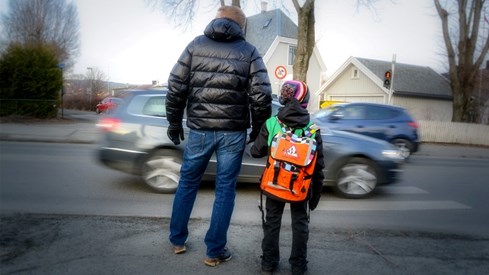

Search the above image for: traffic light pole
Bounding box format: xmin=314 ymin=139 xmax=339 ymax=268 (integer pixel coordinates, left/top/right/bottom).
xmin=388 ymin=54 xmax=396 ymax=104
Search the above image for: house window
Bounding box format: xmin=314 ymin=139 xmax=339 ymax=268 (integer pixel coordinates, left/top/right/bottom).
xmin=263 ymin=18 xmax=272 ymax=28
xmin=351 ymin=68 xmax=359 ymax=79
xmin=288 ymin=45 xmax=297 ymax=65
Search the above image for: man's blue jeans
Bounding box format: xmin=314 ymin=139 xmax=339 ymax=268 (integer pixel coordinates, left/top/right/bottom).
xmin=169 ymin=129 xmax=246 ymax=258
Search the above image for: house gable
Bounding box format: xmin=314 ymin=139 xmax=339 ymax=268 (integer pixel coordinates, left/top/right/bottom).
xmin=317 ymin=56 xmax=452 ymax=100
xmin=245 ymin=9 xmax=298 ymax=57
xmin=320 ymin=60 xmax=388 ymax=103
xmin=356 ymin=57 xmax=452 ymax=100
xmin=317 ymin=56 xmax=453 ymax=120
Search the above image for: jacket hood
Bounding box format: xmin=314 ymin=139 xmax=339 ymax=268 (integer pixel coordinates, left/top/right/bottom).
xmin=204 ymin=18 xmax=245 ymax=42
xmin=277 ymin=99 xmax=310 ymax=129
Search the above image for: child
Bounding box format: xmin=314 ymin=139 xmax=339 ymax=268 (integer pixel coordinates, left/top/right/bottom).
xmin=250 ymin=80 xmax=325 ymax=275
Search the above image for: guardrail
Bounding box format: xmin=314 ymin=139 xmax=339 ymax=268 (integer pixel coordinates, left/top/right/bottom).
xmin=419 ymin=120 xmax=489 ymax=146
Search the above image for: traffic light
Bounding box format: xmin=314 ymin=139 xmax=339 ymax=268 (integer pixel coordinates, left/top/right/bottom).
xmin=383 ymin=71 xmax=391 ymax=89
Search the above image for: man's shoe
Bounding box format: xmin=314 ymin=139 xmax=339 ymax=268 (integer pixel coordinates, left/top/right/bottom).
xmin=173 ymin=244 xmax=186 ymax=254
xmin=261 ymin=268 xmax=274 ymax=275
xmin=261 ymin=264 xmax=276 ymax=274
xmin=204 ymin=247 xmax=232 ymax=267
xmin=291 ymin=267 xmax=308 ymax=275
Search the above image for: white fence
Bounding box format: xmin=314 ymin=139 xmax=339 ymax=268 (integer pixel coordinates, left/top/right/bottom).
xmin=418 ymin=120 xmax=489 ymax=146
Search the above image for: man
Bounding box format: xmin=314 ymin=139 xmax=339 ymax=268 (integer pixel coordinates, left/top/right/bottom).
xmin=165 ymin=5 xmax=272 ymax=267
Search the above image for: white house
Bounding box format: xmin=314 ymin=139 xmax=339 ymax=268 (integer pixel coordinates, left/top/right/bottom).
xmin=246 ymin=7 xmax=326 ymax=109
xmin=316 ymin=56 xmax=453 ymax=121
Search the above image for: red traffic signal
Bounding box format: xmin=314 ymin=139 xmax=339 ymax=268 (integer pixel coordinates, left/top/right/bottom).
xmin=383 ymin=71 xmax=392 ymax=88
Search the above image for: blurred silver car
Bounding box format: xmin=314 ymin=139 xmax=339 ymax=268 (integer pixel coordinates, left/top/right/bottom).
xmin=96 ymin=89 xmax=404 ymax=199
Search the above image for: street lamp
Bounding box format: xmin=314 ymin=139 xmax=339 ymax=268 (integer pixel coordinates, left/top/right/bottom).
xmin=58 ymin=63 xmax=65 ymax=118
xmin=87 ymin=67 xmax=93 ymax=110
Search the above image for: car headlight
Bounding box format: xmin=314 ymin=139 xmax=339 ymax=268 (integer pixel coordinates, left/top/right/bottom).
xmin=382 ymin=149 xmax=404 ymax=160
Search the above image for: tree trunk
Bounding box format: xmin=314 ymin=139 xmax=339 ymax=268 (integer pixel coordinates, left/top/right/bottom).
xmin=292 ymin=0 xmax=315 ymax=82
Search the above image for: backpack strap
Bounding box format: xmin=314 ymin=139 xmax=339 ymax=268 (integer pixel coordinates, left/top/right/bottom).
xmin=304 ymin=123 xmax=318 ymax=138
xmin=258 ymin=190 xmax=266 ymax=228
xmin=276 ymin=118 xmax=293 ymax=134
xmin=272 ymin=161 xmax=280 ymax=184
xmin=276 ymin=117 xmax=318 ymax=139
xmin=289 ymin=173 xmax=298 ymax=193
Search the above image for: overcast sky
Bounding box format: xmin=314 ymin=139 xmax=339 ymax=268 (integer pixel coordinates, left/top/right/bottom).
xmin=1 ymin=0 xmax=447 ymax=85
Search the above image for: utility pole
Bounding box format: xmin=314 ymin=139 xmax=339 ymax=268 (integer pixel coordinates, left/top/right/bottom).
xmin=388 ymin=54 xmax=396 ymax=105
xmin=58 ymin=63 xmax=65 ymax=118
xmin=479 ymin=67 xmax=482 ymax=123
xmin=87 ymin=67 xmax=93 ymax=111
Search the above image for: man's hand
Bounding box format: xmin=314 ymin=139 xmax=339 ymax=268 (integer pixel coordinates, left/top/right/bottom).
xmin=167 ymin=124 xmax=184 ymax=145
xmin=248 ymin=128 xmax=259 ymax=144
xmin=244 ymin=142 xmax=254 ymax=157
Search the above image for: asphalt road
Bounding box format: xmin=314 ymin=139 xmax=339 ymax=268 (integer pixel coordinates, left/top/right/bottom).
xmin=1 ymin=141 xmax=489 ymax=274
xmin=1 ymin=142 xmax=489 ymax=236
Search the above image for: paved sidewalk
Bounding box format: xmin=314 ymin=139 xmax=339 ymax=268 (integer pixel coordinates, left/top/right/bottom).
xmin=415 ymin=142 xmax=489 ymax=159
xmin=1 ymin=214 xmax=488 ymax=275
xmin=0 ymin=121 xmax=99 ymax=144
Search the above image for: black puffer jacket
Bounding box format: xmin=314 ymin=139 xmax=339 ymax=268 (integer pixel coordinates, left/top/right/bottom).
xmin=166 ymin=17 xmax=272 ymax=140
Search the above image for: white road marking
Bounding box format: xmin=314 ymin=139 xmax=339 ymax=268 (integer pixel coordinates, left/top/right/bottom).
xmin=315 ymin=200 xmax=471 ymax=211
xmin=377 ymin=186 xmax=429 ymax=194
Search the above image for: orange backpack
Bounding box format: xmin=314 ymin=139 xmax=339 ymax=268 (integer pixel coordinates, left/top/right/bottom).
xmin=260 ymin=118 xmax=318 ymax=202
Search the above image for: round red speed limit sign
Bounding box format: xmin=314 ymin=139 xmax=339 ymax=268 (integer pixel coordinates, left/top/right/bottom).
xmin=274 ymin=65 xmax=287 ymax=79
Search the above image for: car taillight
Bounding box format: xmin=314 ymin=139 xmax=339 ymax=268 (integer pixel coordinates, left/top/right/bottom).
xmin=96 ymin=117 xmax=121 ymax=131
xmin=408 ymin=121 xmax=419 ymax=129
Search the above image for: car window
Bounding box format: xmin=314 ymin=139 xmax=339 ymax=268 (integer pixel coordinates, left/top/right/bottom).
xmin=142 ymin=96 xmax=166 ymax=117
xmin=271 ymin=102 xmax=281 ymax=116
xmin=113 ymin=98 xmax=123 ymax=104
xmin=320 ymin=107 xmax=336 ymax=116
xmin=365 ymin=106 xmax=399 ymax=120
xmin=339 ymin=105 xmax=365 ymax=119
xmin=127 ymin=95 xmax=164 ymax=117
xmin=314 ymin=106 xmax=337 ymax=123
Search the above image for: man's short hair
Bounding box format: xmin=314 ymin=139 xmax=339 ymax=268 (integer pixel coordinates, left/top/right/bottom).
xmin=216 ymin=5 xmax=246 ymax=29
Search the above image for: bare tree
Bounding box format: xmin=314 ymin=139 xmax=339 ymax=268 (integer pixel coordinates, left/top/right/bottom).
xmin=291 ymin=0 xmax=315 ymax=82
xmin=148 ymin=0 xmax=378 ymax=84
xmin=85 ymin=67 xmax=108 ymax=110
xmin=88 ymin=68 xmax=108 ymax=97
xmin=434 ymin=0 xmax=489 ymax=122
xmin=2 ymin=0 xmax=80 ymax=69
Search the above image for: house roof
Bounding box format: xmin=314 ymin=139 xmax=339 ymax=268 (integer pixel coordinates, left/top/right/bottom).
xmin=356 ymin=57 xmax=452 ymax=99
xmin=318 ymin=56 xmax=452 ymax=100
xmin=245 ymin=9 xmax=298 ymax=56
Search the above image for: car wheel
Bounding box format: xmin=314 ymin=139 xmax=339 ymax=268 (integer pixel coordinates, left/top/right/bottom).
xmin=392 ymin=138 xmax=413 ymax=159
xmin=96 ymin=109 xmax=101 ymax=114
xmin=333 ymin=157 xmax=378 ymax=199
xmin=141 ymin=149 xmax=182 ymax=193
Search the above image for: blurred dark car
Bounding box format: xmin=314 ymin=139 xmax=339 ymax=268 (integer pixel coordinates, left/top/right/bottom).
xmin=315 ymin=102 xmax=419 ymax=158
xmin=96 ymin=97 xmax=123 ymax=114
xmin=96 ymin=89 xmax=404 ymax=199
